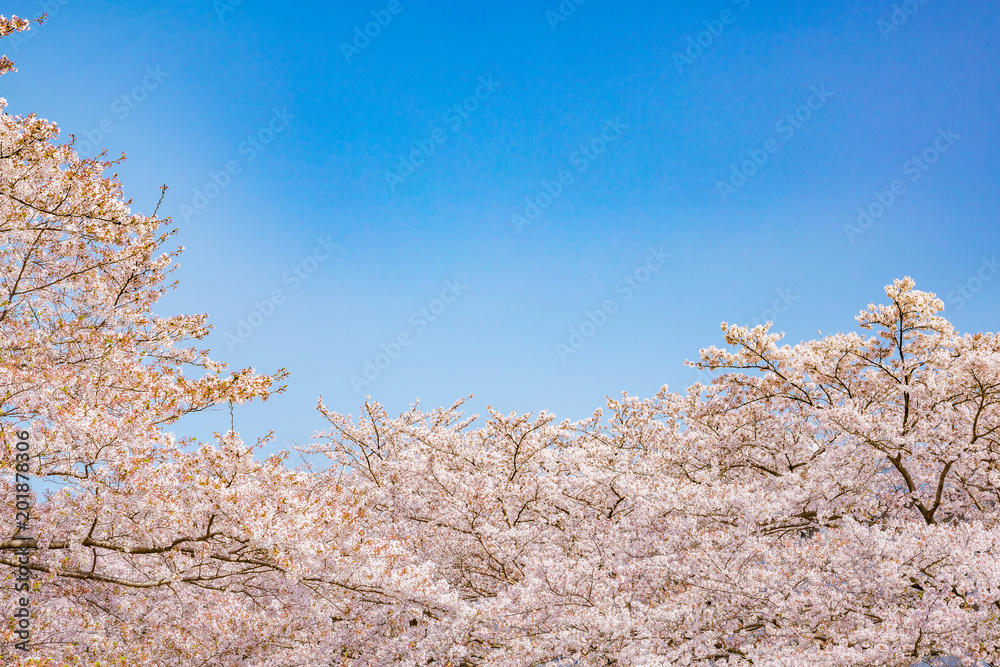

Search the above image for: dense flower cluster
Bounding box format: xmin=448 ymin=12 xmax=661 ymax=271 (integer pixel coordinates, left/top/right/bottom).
xmin=305 ymin=276 xmax=1000 ymax=665
xmin=3 ymin=17 xmax=1000 ymax=667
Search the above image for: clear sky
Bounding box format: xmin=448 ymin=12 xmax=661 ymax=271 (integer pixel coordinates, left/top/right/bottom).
xmin=2 ymin=0 xmax=998 ymax=453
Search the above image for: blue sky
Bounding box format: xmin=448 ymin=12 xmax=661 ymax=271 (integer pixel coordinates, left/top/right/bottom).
xmin=2 ymin=0 xmax=998 ymax=453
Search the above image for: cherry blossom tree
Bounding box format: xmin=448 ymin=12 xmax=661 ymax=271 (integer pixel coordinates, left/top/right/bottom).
xmin=670 ymin=277 xmax=1000 ymax=665
xmin=4 ymin=15 xmax=1000 ymax=667
xmin=308 ymin=278 xmax=1000 ymax=666
xmin=0 ymin=17 xmax=442 ymax=666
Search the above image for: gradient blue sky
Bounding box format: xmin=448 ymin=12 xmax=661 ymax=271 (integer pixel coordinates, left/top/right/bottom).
xmin=2 ymin=0 xmax=997 ymax=453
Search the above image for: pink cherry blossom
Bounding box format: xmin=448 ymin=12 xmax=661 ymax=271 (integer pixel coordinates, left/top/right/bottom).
xmin=3 ymin=16 xmax=999 ymax=666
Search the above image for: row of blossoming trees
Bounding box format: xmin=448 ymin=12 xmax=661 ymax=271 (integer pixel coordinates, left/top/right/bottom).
xmin=3 ymin=16 xmax=1000 ymax=667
